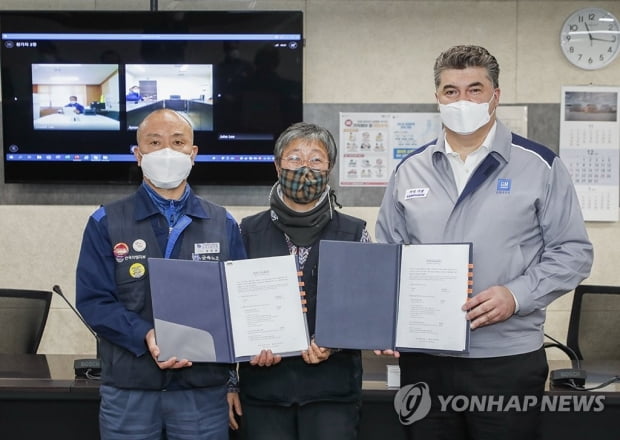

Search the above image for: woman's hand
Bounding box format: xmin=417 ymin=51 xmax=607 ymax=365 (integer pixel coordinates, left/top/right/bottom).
xmin=302 ymin=341 xmax=332 ymax=364
xmin=249 ymin=349 xmax=282 ymax=367
xmin=373 ymin=349 xmax=400 ymax=358
xmin=227 ymin=392 xmax=242 ymax=430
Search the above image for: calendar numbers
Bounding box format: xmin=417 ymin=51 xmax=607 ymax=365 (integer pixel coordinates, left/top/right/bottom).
xmin=560 ymin=86 xmax=620 ymax=222
xmin=567 ymin=150 xmax=615 ymax=185
xmin=562 ymin=148 xmax=619 ymax=221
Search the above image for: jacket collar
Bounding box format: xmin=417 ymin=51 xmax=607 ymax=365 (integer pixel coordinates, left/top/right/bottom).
xmin=433 ymin=120 xmax=512 ymax=163
xmin=133 ymin=183 xmax=210 ymax=222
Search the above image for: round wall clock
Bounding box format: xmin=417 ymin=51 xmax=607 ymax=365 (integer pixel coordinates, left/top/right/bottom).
xmin=560 ymin=7 xmax=620 ymax=70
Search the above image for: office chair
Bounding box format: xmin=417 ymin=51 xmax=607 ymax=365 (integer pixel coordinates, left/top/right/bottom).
xmin=543 ymin=335 xmax=579 ymax=361
xmin=0 ymin=288 xmax=52 ymax=354
xmin=566 ymin=284 xmax=620 ymax=360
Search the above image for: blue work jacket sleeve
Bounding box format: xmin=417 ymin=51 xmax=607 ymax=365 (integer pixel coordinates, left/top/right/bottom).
xmin=76 ymin=208 xmax=153 ymax=357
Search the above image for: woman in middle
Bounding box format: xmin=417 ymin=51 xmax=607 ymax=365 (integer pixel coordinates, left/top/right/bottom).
xmin=231 ymin=122 xmax=371 ymax=440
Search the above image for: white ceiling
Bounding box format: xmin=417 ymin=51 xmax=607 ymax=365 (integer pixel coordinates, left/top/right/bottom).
xmin=31 ymin=64 xmax=117 ymax=85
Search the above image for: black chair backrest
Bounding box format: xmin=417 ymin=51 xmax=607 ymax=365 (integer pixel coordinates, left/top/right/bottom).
xmin=0 ymin=289 xmax=52 ymax=354
xmin=567 ymin=284 xmax=620 ymax=360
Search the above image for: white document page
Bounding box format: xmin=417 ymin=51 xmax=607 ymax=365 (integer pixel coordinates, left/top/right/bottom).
xmin=395 ymin=244 xmax=470 ymax=352
xmin=224 ymin=255 xmax=309 ymax=358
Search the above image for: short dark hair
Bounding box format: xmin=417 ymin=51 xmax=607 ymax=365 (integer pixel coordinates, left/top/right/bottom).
xmin=434 ymin=45 xmax=500 ymax=89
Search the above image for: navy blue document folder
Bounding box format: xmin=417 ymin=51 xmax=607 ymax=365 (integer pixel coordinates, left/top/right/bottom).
xmin=149 ymin=256 xmax=309 ymax=363
xmin=314 ymin=240 xmax=472 ymax=354
xmin=149 ymin=258 xmax=236 ymax=363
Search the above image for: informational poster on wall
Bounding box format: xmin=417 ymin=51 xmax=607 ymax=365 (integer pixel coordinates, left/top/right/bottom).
xmin=559 ymin=86 xmax=620 ymax=222
xmin=339 ymin=107 xmax=528 ymax=187
xmin=339 ymin=112 xmax=440 ymax=187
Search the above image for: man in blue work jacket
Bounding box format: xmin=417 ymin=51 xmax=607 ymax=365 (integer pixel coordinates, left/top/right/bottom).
xmin=76 ymin=109 xmax=246 ymax=440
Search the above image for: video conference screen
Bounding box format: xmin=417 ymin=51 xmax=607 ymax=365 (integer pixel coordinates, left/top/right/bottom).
xmin=0 ymin=11 xmax=303 ymax=185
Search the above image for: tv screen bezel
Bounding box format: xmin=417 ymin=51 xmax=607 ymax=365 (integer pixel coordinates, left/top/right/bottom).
xmin=0 ymin=10 xmax=303 ymax=186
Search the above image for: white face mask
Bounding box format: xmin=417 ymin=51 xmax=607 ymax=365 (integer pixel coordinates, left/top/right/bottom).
xmin=139 ymin=148 xmax=193 ymax=189
xmin=438 ymin=94 xmax=496 ymax=135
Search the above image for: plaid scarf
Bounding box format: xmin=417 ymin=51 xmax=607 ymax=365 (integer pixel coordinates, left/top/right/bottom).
xmin=269 ymin=183 xmax=333 ymax=247
xmin=278 ymin=166 xmax=329 ymax=204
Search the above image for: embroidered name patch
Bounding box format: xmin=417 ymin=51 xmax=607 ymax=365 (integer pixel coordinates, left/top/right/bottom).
xmin=496 ymin=178 xmax=511 ymax=193
xmin=195 ymin=242 xmax=220 ymax=254
xmin=193 ymin=254 xmax=220 ymax=262
xmin=405 ymin=188 xmax=429 ymax=200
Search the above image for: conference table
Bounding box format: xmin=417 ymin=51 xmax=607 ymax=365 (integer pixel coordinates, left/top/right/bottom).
xmin=0 ymin=354 xmax=98 ymax=438
xmin=1 ymin=353 xmax=618 ymax=439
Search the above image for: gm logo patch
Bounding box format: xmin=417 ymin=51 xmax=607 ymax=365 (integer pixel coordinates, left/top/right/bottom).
xmin=496 ymin=178 xmax=511 ymax=193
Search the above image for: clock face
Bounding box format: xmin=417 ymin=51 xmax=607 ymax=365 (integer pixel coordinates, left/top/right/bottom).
xmin=560 ymin=7 xmax=620 ymax=70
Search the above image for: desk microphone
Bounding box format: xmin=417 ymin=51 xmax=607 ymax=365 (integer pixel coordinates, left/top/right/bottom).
xmin=544 ymin=333 xmax=585 ymax=389
xmin=52 ymin=284 xmax=101 ymax=379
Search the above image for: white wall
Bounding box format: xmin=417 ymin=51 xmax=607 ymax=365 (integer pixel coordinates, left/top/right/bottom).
xmin=2 ymin=0 xmax=619 ymax=105
xmin=1 ymin=0 xmax=620 ymax=358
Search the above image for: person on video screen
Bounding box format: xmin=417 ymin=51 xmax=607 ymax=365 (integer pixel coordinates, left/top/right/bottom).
xmin=126 ymin=85 xmax=143 ymax=103
xmin=65 ymin=96 xmax=84 ymax=114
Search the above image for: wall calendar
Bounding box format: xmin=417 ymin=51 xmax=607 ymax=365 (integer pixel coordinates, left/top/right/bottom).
xmin=560 ymin=86 xmax=620 ymax=222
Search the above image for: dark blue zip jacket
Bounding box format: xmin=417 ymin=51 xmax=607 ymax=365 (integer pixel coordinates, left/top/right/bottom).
xmin=76 ymin=185 xmax=246 ymax=389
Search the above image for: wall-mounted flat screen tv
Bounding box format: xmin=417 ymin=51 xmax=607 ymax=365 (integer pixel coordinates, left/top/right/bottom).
xmin=0 ymin=10 xmax=303 ymax=185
